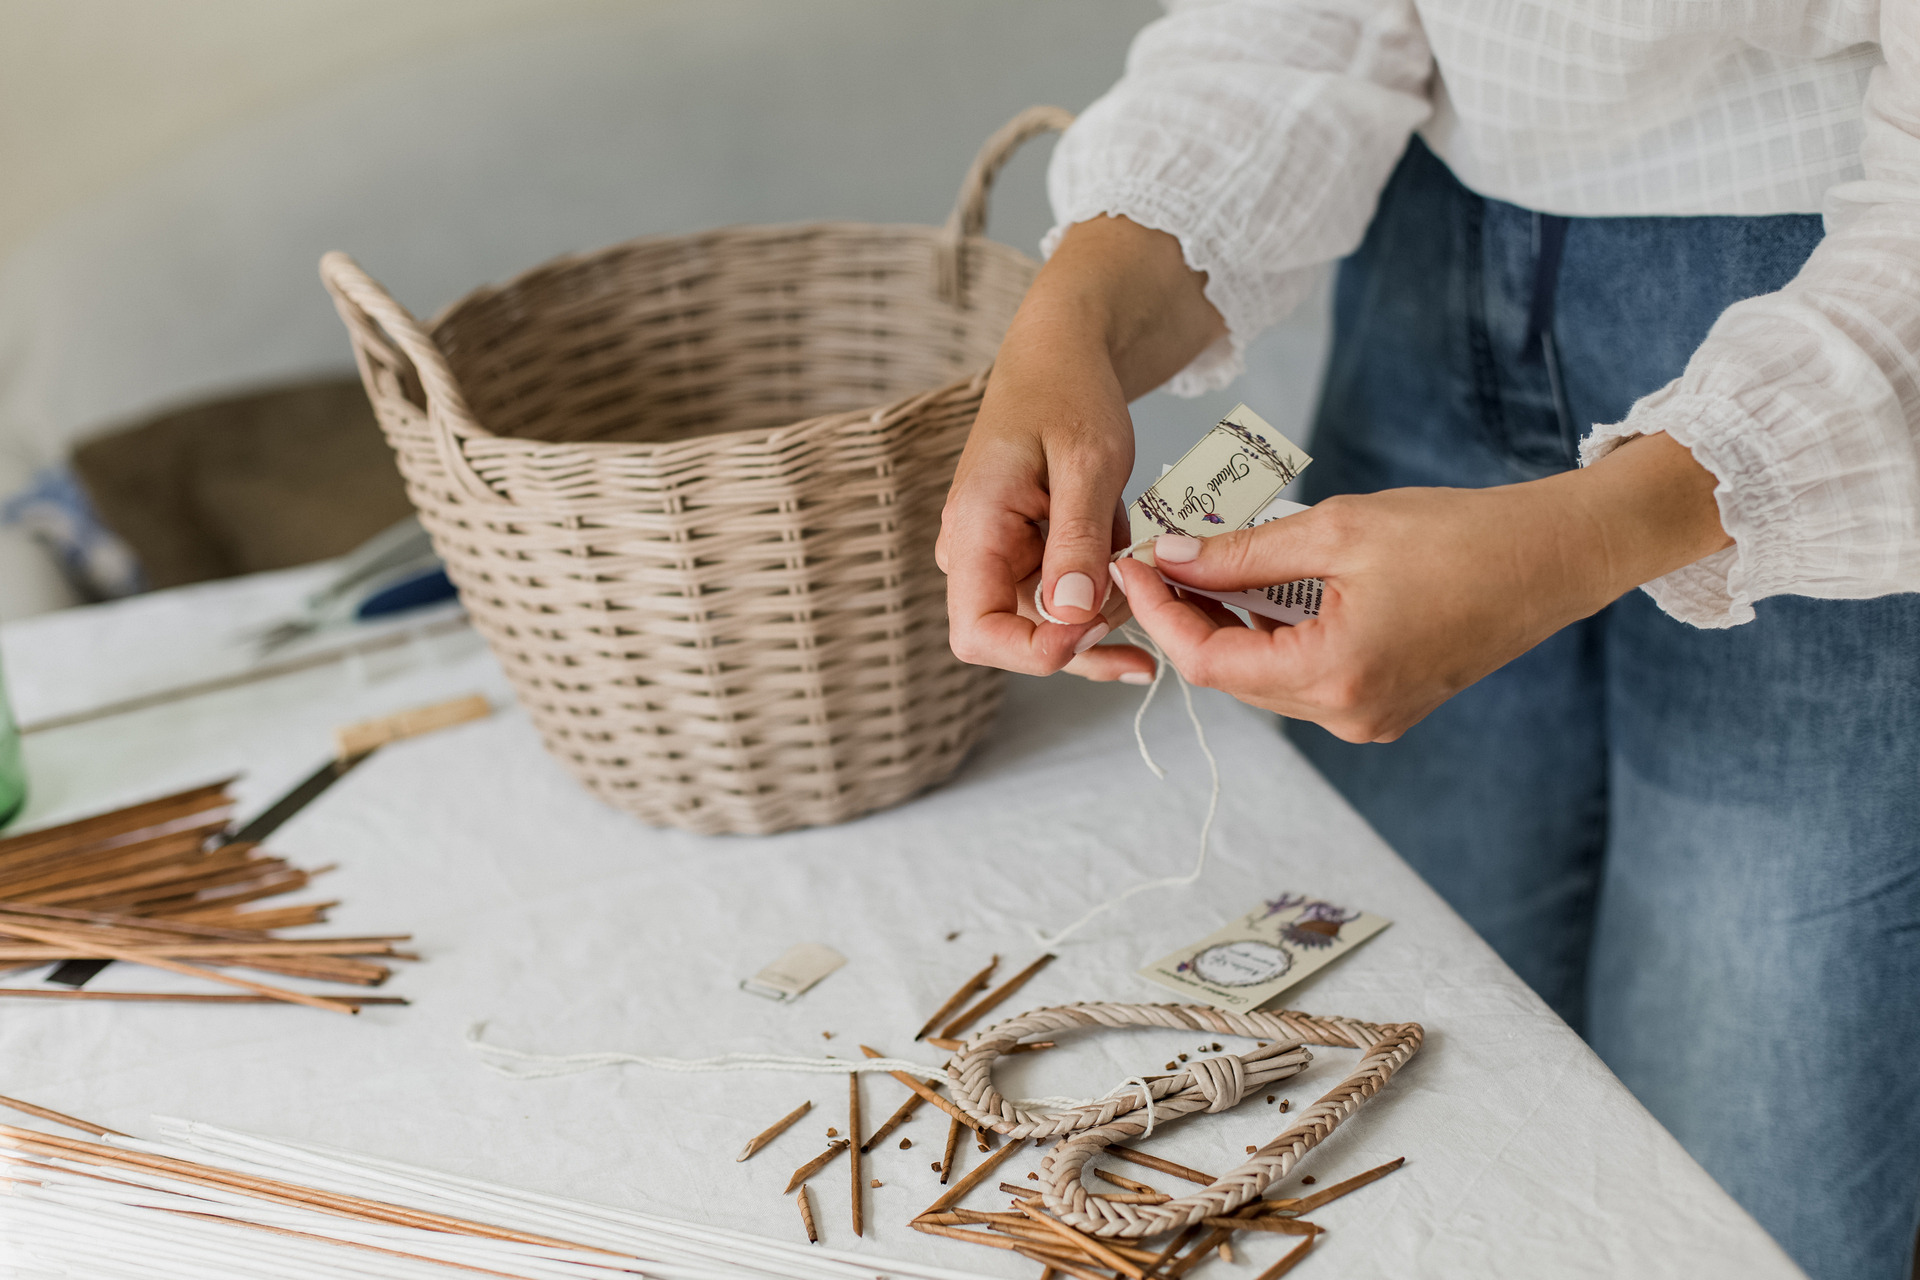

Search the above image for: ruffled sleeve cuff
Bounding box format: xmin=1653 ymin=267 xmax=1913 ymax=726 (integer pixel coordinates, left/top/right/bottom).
xmin=1580 ymin=391 xmax=1812 ymax=628
xmin=1041 ymin=196 xmax=1315 ymax=398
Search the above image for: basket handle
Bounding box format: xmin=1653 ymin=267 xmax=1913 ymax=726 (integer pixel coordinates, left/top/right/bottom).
xmin=937 ymin=104 xmax=1075 ymax=305
xmin=319 ymin=251 xmax=508 ymax=508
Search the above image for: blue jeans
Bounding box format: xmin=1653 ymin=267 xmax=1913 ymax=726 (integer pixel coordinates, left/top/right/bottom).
xmin=1289 ymin=138 xmax=1920 ymax=1280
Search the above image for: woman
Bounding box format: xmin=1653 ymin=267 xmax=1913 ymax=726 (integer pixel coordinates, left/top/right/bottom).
xmin=937 ymin=3 xmax=1920 ymax=1276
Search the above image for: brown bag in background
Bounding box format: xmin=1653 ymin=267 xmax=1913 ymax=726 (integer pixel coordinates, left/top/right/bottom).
xmin=71 ymin=379 xmax=412 ymax=589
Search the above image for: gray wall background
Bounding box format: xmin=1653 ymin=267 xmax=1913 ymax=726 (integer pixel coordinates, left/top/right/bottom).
xmin=0 ymin=0 xmax=1331 ymax=613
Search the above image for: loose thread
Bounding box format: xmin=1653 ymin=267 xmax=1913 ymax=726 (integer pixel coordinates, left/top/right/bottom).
xmin=465 ymin=1025 xmax=1143 ymax=1121
xmin=463 ymin=1024 xmax=943 ymax=1083
xmin=1120 ymin=1077 xmax=1157 ymax=1138
xmin=1032 ymin=621 xmax=1220 ymax=948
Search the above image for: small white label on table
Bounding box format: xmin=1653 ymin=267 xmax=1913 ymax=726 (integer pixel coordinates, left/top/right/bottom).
xmin=740 ymin=942 xmax=846 ymax=1001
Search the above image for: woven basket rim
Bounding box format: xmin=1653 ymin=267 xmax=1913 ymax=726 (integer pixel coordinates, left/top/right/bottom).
xmin=429 ymin=216 xmax=1025 ymax=327
xmin=426 ymin=218 xmax=1033 ymax=458
xmin=445 ymin=366 xmax=996 ymax=469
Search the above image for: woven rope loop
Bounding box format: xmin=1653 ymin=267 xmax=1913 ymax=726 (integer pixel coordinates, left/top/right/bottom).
xmin=943 ymin=1002 xmax=1423 ymax=1239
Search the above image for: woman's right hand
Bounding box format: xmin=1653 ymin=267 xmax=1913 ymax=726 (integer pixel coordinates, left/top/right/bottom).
xmin=937 ymin=215 xmax=1226 ymax=682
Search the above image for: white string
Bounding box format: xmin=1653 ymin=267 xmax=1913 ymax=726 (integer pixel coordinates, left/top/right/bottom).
xmin=1120 ymin=1076 xmax=1158 ymax=1138
xmin=1031 ymin=619 xmax=1220 ymax=948
xmin=465 ymin=1024 xmax=1147 ymax=1121
xmin=463 ymin=1023 xmax=944 ymax=1082
xmin=1033 ymin=581 xmax=1068 ymax=625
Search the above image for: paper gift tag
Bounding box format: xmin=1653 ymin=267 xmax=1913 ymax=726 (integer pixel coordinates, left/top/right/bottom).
xmin=1127 ymin=403 xmax=1312 ymax=560
xmin=1158 ymin=496 xmax=1325 ymax=625
xmin=740 ymin=943 xmax=846 ymax=1001
xmin=1138 ymin=893 xmax=1390 ymax=1011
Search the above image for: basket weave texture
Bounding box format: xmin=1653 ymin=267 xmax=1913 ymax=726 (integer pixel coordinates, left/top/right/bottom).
xmin=322 ymin=107 xmax=1071 ymax=835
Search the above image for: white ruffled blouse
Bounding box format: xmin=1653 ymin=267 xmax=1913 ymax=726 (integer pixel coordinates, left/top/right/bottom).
xmin=1045 ymin=0 xmax=1918 ymax=627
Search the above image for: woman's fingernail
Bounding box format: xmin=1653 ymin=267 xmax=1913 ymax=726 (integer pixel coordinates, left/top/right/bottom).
xmin=1052 ymin=572 xmax=1096 ymax=613
xmin=1119 ymin=670 xmax=1153 ymax=685
xmin=1108 ymin=561 xmax=1127 ymax=593
xmin=1072 ymin=622 xmax=1110 ymax=654
xmin=1155 ymin=534 xmax=1202 ymax=564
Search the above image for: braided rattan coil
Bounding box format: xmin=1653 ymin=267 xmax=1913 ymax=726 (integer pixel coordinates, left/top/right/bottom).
xmin=319 ymin=107 xmax=1073 ymax=836
xmin=945 ymin=1003 xmax=1422 ymax=1238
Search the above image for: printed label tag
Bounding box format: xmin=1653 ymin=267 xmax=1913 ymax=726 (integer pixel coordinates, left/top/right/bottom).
xmin=1138 ymin=893 xmax=1390 ymax=1011
xmin=1120 ymin=403 xmax=1324 ymax=624
xmin=740 ymin=943 xmax=846 ymax=1002
xmin=1162 ymin=497 xmax=1323 ymax=625
xmin=1127 ymin=403 xmax=1311 ymax=552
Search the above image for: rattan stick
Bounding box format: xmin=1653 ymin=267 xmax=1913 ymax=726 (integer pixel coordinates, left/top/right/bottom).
xmin=920 ymin=1137 xmax=1027 ymax=1216
xmin=1164 ymin=1227 xmax=1232 ymax=1280
xmin=782 ymin=1140 xmax=848 ymax=1194
xmin=855 ymin=1045 xmax=984 ymax=1133
xmin=916 ymin=956 xmax=998 ymax=1041
xmin=190 ymin=902 xmax=336 ymax=931
xmin=145 ymin=871 xmax=311 ymax=916
xmin=1013 ymin=1245 xmax=1110 ymax=1280
xmin=0 ymin=902 xmax=274 ymax=939
xmin=1093 ymin=1169 xmax=1158 ymax=1195
xmin=0 ymin=903 xmax=398 ymax=946
xmin=940 ymin=1116 xmax=962 ymax=1184
xmin=0 ymin=919 xmax=351 ymax=1015
xmin=0 ymin=783 xmax=233 ymax=864
xmin=1093 ymin=1192 xmax=1171 ymax=1205
xmin=0 ymin=1093 xmax=127 ymax=1139
xmin=59 ymin=854 xmax=287 ymax=907
xmin=797 ymin=1184 xmax=819 ymax=1243
xmin=7 ymin=840 xmax=258 ymax=897
xmin=1201 ymin=1216 xmax=1319 ymax=1236
xmin=0 ymin=941 xmax=402 ymax=960
xmin=198 ymin=956 xmax=389 ymax=986
xmin=1106 ymin=1146 xmax=1215 ymax=1186
xmin=992 ymin=1218 xmax=1165 ymax=1266
xmin=0 ymin=833 xmax=231 ymax=898
xmin=848 ymin=1072 xmax=863 ymax=1237
xmin=915 ymin=1220 xmax=1092 ymax=1272
xmin=860 ymin=1090 xmax=924 ymax=1153
xmin=1252 ymin=1230 xmax=1318 ymax=1280
xmin=1019 ymin=1205 xmax=1145 ymax=1279
xmin=0 ymin=834 xmax=215 ymax=899
xmin=736 ymin=1100 xmax=811 ymax=1162
xmin=1277 ymin=1156 xmax=1405 ymax=1213
xmin=0 ymin=1128 xmax=615 ymax=1254
xmin=939 ymin=953 xmax=1054 ymax=1039
xmin=912 ymin=1220 xmax=1065 ymax=1258
xmin=992 ymin=1219 xmax=1117 ymax=1253
xmin=1142 ymin=1224 xmax=1201 ymax=1280
xmin=0 ymin=989 xmax=404 ymax=1006
xmin=166 ymin=954 xmax=387 ymax=985
xmin=957 ymin=1208 xmax=1032 ymax=1226
xmin=926 ymin=1037 xmax=1055 ymax=1054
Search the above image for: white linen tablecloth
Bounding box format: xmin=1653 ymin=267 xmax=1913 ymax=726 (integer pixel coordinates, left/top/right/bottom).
xmin=0 ymin=567 xmax=1802 ymax=1278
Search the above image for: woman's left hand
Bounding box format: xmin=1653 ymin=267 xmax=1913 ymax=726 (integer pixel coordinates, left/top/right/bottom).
xmin=1112 ymin=432 xmax=1732 ymax=742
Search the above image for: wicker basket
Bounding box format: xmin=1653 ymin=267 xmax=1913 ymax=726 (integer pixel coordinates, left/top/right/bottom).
xmin=320 ymin=107 xmax=1069 ymax=836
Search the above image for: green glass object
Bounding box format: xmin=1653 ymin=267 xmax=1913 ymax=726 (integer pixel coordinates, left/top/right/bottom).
xmin=0 ymin=652 xmax=24 ymax=829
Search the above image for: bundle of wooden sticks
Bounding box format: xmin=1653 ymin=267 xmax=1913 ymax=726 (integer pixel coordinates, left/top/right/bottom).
xmin=736 ymin=952 xmax=1400 ymax=1279
xmin=0 ymin=780 xmax=411 ymax=1014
